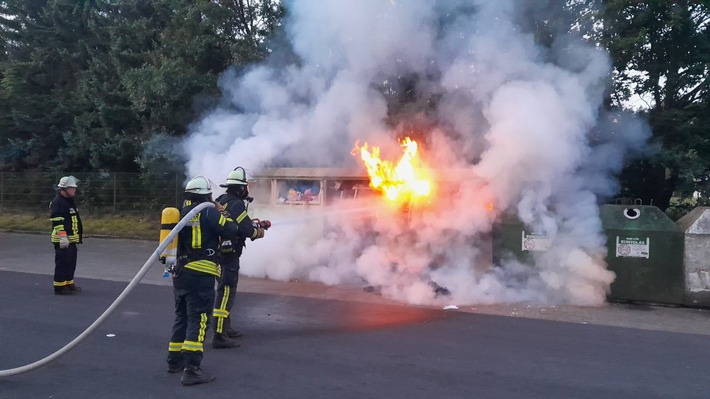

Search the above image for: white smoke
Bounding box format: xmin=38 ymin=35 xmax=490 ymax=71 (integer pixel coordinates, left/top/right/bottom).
xmin=184 ymin=0 xmax=649 ymax=306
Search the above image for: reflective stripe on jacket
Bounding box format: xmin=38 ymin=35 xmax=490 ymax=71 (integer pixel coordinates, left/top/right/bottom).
xmin=215 ymin=193 xmax=259 ymax=256
xmin=49 ymin=194 xmax=83 ymax=243
xmin=177 ymin=200 xmax=239 ymax=277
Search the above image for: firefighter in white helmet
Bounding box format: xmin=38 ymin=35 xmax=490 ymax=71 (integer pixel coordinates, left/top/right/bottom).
xmin=166 ymin=175 xmax=246 ymax=386
xmin=211 ymin=167 xmax=269 ymax=348
xmin=49 ymin=176 xmax=83 ymax=295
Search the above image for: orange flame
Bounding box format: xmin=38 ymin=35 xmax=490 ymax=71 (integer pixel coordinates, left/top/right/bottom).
xmin=354 ymin=137 xmax=432 ymax=204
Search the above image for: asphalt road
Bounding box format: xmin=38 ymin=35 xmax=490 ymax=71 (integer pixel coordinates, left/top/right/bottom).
xmin=1 ymin=232 xmax=710 ymax=398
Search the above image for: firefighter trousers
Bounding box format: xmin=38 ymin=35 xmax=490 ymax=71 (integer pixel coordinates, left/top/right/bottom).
xmin=167 ymin=269 xmax=216 ymax=369
xmin=53 ymin=243 xmax=77 ymax=288
xmin=213 ymin=255 xmax=240 ymax=334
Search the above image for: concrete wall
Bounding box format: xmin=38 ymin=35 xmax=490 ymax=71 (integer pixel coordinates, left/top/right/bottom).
xmin=678 ymin=207 xmax=710 ymax=306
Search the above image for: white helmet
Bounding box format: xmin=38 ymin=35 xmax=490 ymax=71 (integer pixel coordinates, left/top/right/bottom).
xmin=57 ymin=176 xmax=79 ymax=189
xmin=220 ymin=167 xmax=248 ymax=187
xmin=185 ymin=175 xmax=213 ymax=195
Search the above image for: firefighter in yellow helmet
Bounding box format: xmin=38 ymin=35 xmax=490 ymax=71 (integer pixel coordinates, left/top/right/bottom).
xmin=211 ymin=167 xmax=268 ymax=348
xmin=166 ymin=175 xmax=246 ymax=386
xmin=49 ymin=176 xmax=83 ymax=295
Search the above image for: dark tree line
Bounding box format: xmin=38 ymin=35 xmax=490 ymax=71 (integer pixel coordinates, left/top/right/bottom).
xmin=0 ymin=0 xmax=282 ymax=174
xmin=1 ymin=0 xmax=708 ymax=211
xmin=599 ymin=0 xmax=710 ymax=211
xmin=535 ymin=0 xmax=709 ymax=211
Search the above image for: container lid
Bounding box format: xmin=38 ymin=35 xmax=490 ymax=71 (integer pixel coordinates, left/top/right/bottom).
xmin=600 ymin=204 xmax=680 ymax=231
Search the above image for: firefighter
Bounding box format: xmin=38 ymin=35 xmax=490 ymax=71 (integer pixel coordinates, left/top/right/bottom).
xmin=49 ymin=176 xmax=83 ymax=295
xmin=166 ymin=175 xmax=265 ymax=386
xmin=212 ymin=167 xmax=269 ymax=348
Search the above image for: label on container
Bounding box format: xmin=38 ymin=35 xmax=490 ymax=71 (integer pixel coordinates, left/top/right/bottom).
xmin=521 ymin=231 xmax=551 ymax=252
xmin=615 ymin=236 xmax=650 ymax=259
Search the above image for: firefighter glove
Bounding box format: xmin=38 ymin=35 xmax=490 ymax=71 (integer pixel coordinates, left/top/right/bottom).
xmin=58 ymin=231 xmax=70 ymax=249
xmin=252 ymin=218 xmax=271 ymax=230
xmin=250 ymin=228 xmax=265 ymax=241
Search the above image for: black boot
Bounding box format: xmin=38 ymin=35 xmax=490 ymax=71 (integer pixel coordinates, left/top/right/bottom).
xmin=212 ymin=333 xmax=240 ymax=349
xmin=66 ymin=284 xmax=82 ymax=292
xmin=166 ymin=361 xmax=184 ymax=373
xmin=226 ymin=328 xmax=243 ymax=338
xmin=54 ymin=286 xmax=72 ymax=295
xmin=180 ymin=367 xmax=215 ymax=386
xmin=166 ymin=352 xmax=185 ymax=373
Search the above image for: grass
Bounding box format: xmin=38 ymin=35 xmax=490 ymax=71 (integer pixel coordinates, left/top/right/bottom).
xmin=0 ymin=212 xmax=161 ymax=240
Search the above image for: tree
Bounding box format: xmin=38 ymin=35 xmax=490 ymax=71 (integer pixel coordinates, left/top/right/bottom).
xmin=598 ymin=0 xmax=710 ymax=210
xmin=0 ymin=0 xmax=284 ymax=173
xmin=216 ymin=0 xmax=284 ymax=64
xmin=0 ymin=0 xmax=97 ymax=170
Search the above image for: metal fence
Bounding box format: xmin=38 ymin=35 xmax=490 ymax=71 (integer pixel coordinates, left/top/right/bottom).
xmin=0 ymin=172 xmax=186 ymax=215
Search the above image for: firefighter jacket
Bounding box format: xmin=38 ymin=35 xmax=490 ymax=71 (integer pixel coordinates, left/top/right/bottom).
xmin=177 ymin=200 xmax=240 ymax=277
xmin=215 ymin=192 xmax=261 ymax=257
xmin=50 ymin=194 xmax=83 ymax=244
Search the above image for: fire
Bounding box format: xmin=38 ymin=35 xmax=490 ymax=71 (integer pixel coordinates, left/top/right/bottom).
xmin=354 ymin=137 xmax=432 ymax=204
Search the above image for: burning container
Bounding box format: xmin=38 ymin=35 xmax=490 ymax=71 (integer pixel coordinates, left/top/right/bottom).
xmin=600 ymin=205 xmax=684 ymax=305
xmin=248 ymin=167 xmax=374 ymax=241
xmin=676 ymin=207 xmax=710 ymax=307
xmin=491 ymin=213 xmax=551 ymax=265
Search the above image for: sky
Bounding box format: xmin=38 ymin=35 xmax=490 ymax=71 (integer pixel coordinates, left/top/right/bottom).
xmin=182 ymin=0 xmax=650 ymax=306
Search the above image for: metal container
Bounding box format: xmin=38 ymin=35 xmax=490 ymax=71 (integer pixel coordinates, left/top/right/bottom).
xmin=491 ymin=213 xmax=550 ymax=265
xmin=600 ymin=205 xmax=684 ymax=305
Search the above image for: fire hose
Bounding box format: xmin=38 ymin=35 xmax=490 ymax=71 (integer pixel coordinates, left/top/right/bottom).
xmin=0 ymin=201 xmax=215 ymax=377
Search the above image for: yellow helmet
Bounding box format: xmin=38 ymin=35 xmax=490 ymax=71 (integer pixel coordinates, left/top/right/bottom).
xmin=220 ymin=167 xmax=248 ymax=187
xmin=185 ymin=175 xmax=213 ymax=195
xmin=57 ymin=176 xmax=79 ymax=188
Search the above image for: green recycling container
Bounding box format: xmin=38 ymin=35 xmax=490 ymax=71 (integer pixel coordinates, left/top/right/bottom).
xmin=601 ymin=205 xmax=684 ymax=305
xmin=491 ymin=213 xmax=550 ymax=265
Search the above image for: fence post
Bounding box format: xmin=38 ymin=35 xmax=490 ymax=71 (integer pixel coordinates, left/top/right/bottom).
xmin=113 ymin=173 xmax=117 ymax=214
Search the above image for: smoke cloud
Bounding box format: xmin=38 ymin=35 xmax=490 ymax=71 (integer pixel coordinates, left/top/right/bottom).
xmin=184 ymin=0 xmax=649 ymax=306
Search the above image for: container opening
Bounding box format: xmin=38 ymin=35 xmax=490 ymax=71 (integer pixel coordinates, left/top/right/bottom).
xmin=623 ymin=208 xmax=640 ymax=220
